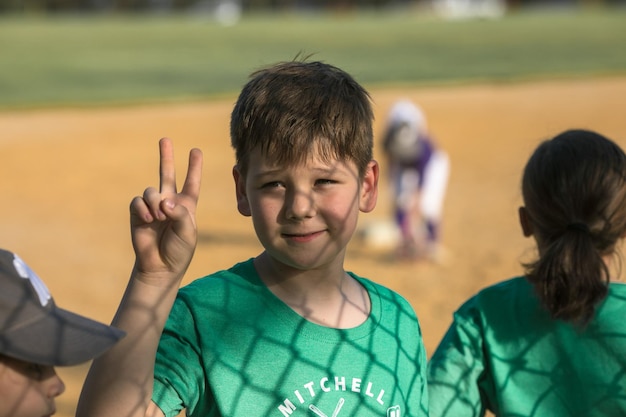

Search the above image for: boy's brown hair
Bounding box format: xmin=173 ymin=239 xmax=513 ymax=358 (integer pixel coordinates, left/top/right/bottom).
xmin=230 ymin=60 xmax=374 ymax=177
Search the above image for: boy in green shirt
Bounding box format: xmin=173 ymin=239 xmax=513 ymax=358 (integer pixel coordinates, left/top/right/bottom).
xmin=78 ymin=60 xmax=429 ymax=417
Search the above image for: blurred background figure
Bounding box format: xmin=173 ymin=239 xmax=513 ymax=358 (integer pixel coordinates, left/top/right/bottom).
xmin=382 ymin=99 xmax=450 ymax=262
xmin=432 ymin=0 xmax=506 ymax=20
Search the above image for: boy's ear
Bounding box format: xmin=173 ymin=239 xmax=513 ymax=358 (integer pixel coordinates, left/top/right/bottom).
xmin=233 ymin=166 xmax=252 ymax=217
xmin=518 ymin=206 xmax=533 ymax=237
xmin=359 ymin=160 xmax=379 ymax=213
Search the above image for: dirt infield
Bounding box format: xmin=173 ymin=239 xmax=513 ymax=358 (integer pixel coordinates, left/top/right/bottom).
xmin=2 ymin=76 xmax=626 ymax=416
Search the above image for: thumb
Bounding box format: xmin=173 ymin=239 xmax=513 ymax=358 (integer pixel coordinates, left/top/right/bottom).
xmin=160 ymin=199 xmax=197 ymax=240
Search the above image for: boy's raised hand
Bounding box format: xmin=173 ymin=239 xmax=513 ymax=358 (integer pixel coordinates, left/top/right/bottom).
xmin=130 ymin=138 xmax=203 ymax=283
xmin=77 ymin=138 xmax=202 ymax=417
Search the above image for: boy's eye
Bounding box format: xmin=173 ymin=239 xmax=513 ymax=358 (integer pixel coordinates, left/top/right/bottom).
xmin=315 ymin=179 xmax=335 ymax=186
xmin=261 ymin=181 xmax=283 ymax=189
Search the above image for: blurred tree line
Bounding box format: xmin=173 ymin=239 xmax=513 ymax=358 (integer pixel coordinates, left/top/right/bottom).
xmin=0 ymin=0 xmax=617 ymax=16
xmin=0 ymin=0 xmax=420 ymax=13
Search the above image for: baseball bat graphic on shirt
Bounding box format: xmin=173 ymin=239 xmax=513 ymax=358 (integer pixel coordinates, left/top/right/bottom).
xmin=308 ymin=398 xmax=345 ymax=417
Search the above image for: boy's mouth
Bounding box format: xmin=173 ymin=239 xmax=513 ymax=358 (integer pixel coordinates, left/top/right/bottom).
xmin=282 ymin=230 xmax=325 ymax=242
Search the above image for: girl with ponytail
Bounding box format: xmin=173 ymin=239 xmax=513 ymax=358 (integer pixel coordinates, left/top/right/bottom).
xmin=428 ymin=129 xmax=626 ymax=417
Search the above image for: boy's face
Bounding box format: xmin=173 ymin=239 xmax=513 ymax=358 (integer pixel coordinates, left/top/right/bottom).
xmin=233 ymin=147 xmax=378 ymax=271
xmin=0 ymin=356 xmax=65 ymax=417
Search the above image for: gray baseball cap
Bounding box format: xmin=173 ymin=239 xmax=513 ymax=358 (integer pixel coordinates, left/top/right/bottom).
xmin=0 ymin=248 xmax=125 ymax=366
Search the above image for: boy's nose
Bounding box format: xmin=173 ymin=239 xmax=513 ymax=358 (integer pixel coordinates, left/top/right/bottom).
xmin=285 ymin=189 xmax=315 ymax=219
xmin=46 ymin=368 xmax=66 ymax=398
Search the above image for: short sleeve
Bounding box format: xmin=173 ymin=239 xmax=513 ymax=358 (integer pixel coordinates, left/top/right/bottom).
xmin=427 ymin=300 xmax=490 ymax=417
xmin=152 ymin=294 xmax=211 ymax=417
xmin=416 ymin=323 xmax=431 ymax=416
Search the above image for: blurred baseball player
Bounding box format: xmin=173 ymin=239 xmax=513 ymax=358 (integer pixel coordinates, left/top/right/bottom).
xmin=382 ymin=99 xmax=450 ymax=261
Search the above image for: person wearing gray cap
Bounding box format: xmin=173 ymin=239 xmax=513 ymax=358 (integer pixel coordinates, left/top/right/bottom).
xmin=0 ymin=248 xmax=124 ymax=417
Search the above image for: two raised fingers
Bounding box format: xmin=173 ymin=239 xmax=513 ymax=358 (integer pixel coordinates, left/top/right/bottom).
xmin=159 ymin=137 xmax=203 ymax=201
xmin=132 ymin=138 xmax=203 ymax=223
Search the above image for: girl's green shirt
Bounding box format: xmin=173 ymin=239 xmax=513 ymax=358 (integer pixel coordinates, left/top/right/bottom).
xmin=428 ymin=277 xmax=626 ymax=417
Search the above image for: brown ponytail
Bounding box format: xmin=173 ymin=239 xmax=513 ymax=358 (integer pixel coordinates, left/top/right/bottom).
xmin=521 ymin=130 xmax=626 ymax=325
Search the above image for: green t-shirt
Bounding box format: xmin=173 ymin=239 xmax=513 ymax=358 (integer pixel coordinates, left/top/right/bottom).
xmin=427 ymin=277 xmax=626 ymax=417
xmin=153 ymin=258 xmax=429 ymax=417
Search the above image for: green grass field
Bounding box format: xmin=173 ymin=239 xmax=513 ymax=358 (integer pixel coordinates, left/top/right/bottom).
xmin=1 ymin=7 xmax=626 ymax=109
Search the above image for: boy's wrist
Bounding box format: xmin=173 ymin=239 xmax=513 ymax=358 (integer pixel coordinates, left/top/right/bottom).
xmin=130 ymin=267 xmax=185 ymax=290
